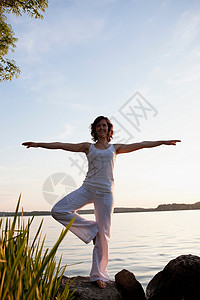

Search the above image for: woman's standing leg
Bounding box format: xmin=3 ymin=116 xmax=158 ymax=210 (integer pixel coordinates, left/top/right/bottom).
xmin=90 ymin=191 xmax=114 ymax=283
xmin=51 ymin=186 xmax=98 ymax=244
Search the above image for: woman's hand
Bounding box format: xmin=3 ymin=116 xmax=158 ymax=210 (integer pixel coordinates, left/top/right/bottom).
xmin=163 ymin=140 xmax=181 ymax=145
xmin=22 ymin=142 xmax=38 ymax=148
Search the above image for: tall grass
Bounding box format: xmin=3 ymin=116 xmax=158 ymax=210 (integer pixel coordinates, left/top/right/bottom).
xmin=0 ymin=195 xmax=75 ymax=299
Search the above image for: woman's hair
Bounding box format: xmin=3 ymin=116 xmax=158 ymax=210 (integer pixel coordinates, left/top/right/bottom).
xmin=90 ymin=116 xmax=114 ymax=142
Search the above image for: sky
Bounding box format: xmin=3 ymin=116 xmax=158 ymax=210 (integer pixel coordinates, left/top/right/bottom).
xmin=1 ymin=0 xmax=200 ymax=212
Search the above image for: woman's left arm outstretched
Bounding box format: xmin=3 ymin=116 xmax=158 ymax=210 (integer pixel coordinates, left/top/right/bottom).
xmin=114 ymin=140 xmax=181 ymax=154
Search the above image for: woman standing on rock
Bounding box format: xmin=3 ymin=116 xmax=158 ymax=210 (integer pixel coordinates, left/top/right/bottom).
xmin=22 ymin=116 xmax=180 ymax=289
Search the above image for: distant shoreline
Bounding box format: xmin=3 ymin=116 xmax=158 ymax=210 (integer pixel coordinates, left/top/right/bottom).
xmin=1 ymin=201 xmax=200 ymax=217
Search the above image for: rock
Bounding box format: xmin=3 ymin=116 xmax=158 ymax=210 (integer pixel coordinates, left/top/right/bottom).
xmin=115 ymin=269 xmax=146 ymax=300
xmin=59 ymin=275 xmax=123 ymax=300
xmin=146 ymin=254 xmax=200 ymax=300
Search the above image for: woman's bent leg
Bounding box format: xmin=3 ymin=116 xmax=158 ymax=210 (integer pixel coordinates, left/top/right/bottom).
xmin=51 ymin=186 xmax=98 ymax=244
xmin=90 ymin=191 xmax=114 ymax=282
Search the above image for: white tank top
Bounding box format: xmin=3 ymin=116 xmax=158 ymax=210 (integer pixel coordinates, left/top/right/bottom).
xmin=83 ymin=144 xmax=116 ymax=192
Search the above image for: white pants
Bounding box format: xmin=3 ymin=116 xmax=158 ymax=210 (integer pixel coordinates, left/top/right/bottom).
xmin=51 ymin=185 xmax=114 ymax=282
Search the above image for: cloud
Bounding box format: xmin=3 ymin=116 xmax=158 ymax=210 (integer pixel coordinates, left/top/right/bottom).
xmin=23 ymin=69 xmax=81 ymax=107
xmin=162 ymin=10 xmax=200 ymax=58
xmin=174 ymin=11 xmax=200 ymax=46
xmin=17 ymin=13 xmax=106 ymax=61
xmin=185 ymin=49 xmax=200 ymax=59
xmin=148 ymin=66 xmax=163 ymax=80
xmin=22 ymin=68 xmax=95 ymax=111
xmin=166 ymin=64 xmax=200 ymax=85
xmin=35 ymin=87 xmax=81 ymax=107
xmin=55 ymin=123 xmax=76 ymax=140
xmin=147 ymin=9 xmax=200 ymax=85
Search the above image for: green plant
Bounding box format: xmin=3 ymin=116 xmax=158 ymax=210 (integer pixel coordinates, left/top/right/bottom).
xmin=0 ymin=195 xmax=75 ymax=299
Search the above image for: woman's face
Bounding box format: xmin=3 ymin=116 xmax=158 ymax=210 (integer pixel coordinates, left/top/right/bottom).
xmin=95 ymin=119 xmax=109 ymax=139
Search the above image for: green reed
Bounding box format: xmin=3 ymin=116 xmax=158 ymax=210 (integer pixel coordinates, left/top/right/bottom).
xmin=0 ymin=195 xmax=75 ymax=300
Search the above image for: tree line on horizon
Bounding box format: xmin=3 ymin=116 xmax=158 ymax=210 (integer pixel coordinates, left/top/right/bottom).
xmin=1 ymin=201 xmax=200 ymax=216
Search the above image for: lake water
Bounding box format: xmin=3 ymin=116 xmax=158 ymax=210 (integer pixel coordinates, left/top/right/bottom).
xmin=26 ymin=210 xmax=200 ymax=290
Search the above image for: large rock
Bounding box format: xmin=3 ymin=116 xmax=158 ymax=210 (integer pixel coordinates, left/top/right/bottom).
xmin=146 ymin=254 xmax=200 ymax=300
xmin=115 ymin=269 xmax=146 ymax=300
xmin=59 ymin=275 xmax=123 ymax=300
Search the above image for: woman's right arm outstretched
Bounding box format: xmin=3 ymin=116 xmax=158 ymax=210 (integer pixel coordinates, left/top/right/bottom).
xmin=22 ymin=142 xmax=90 ymax=154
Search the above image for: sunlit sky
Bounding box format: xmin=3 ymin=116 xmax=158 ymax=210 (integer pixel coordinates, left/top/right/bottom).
xmin=1 ymin=0 xmax=200 ymax=212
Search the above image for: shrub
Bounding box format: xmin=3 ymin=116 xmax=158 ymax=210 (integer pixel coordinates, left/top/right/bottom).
xmin=0 ymin=195 xmax=75 ymax=299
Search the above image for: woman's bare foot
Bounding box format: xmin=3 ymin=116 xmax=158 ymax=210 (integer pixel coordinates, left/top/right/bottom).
xmin=96 ymin=280 xmax=107 ymax=289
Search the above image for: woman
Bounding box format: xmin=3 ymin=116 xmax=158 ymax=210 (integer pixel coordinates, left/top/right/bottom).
xmin=22 ymin=115 xmax=181 ymax=289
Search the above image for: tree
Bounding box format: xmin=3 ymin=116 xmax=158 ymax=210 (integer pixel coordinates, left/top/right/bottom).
xmin=0 ymin=0 xmax=48 ymax=82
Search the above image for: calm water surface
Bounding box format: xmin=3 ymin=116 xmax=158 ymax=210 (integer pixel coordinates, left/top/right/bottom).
xmin=27 ymin=210 xmax=200 ymax=290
